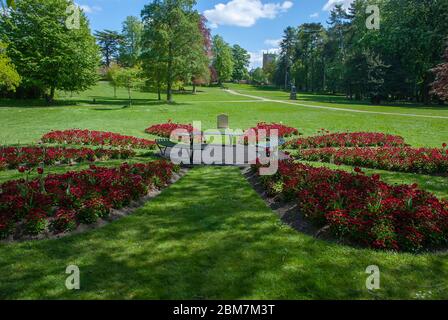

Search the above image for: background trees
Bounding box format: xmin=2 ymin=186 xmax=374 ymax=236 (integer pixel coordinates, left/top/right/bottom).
xmin=114 ymin=66 xmax=143 ymax=106
xmin=0 ymin=42 xmax=20 ymax=93
xmin=272 ymin=0 xmax=448 ymax=104
xmin=0 ymin=0 xmax=100 ymax=101
xmin=118 ymin=16 xmax=143 ymax=67
xmin=141 ymin=0 xmax=206 ymax=102
xmin=95 ymin=30 xmax=123 ymax=67
xmin=231 ymin=45 xmax=250 ymax=82
xmin=431 ymin=44 xmax=448 ymax=102
xmin=212 ymin=35 xmax=234 ymax=85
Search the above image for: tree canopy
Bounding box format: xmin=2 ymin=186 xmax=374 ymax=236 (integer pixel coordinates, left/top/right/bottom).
xmin=0 ymin=0 xmax=100 ymax=100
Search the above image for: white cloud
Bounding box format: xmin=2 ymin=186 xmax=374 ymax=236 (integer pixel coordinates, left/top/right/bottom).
xmin=77 ymin=4 xmax=102 ymax=14
xmin=310 ymin=12 xmax=319 ymax=18
xmin=322 ymin=0 xmax=354 ymax=11
xmin=264 ymin=38 xmax=281 ymax=47
xmin=204 ymin=0 xmax=294 ymax=28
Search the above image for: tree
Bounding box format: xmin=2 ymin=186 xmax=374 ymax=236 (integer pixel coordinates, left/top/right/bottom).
xmin=278 ymin=27 xmax=297 ymax=89
xmin=231 ymin=45 xmax=250 ymax=81
xmin=114 ymin=66 xmax=143 ymax=106
xmin=119 ymin=16 xmax=143 ymax=67
xmin=0 ymin=0 xmax=100 ymax=101
xmin=105 ymin=63 xmax=121 ymax=98
xmin=0 ymin=0 xmax=15 ymax=9
xmin=0 ymin=42 xmax=20 ymax=92
xmin=95 ymin=30 xmax=123 ymax=67
xmin=141 ymin=0 xmax=204 ymax=103
xmin=251 ymin=68 xmax=267 ymax=85
xmin=190 ymin=15 xmax=212 ymax=93
xmin=212 ymin=35 xmax=234 ymax=85
xmin=431 ymin=44 xmax=448 ymax=102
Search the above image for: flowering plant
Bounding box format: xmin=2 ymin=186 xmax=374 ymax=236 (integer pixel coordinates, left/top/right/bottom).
xmin=145 ymin=121 xmax=195 ymax=138
xmin=0 ymin=160 xmax=178 ymax=239
xmin=286 ymin=132 xmax=406 ymax=149
xmin=247 ymin=122 xmax=300 ymax=139
xmin=42 ymin=130 xmax=156 ymax=149
xmin=0 ymin=146 xmax=135 ymax=171
xmin=295 ymin=146 xmax=448 ymax=175
xmin=254 ymin=160 xmax=448 ymax=252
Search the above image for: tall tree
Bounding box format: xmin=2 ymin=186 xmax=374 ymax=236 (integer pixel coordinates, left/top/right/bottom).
xmin=0 ymin=0 xmax=100 ymax=101
xmin=431 ymin=44 xmax=448 ymax=102
xmin=141 ymin=0 xmax=203 ymax=102
xmin=231 ymin=44 xmax=250 ymax=81
xmin=95 ymin=30 xmax=123 ymax=67
xmin=212 ymin=35 xmax=234 ymax=85
xmin=278 ymin=27 xmax=297 ymax=89
xmin=0 ymin=42 xmax=20 ymax=92
xmin=119 ymin=16 xmax=143 ymax=67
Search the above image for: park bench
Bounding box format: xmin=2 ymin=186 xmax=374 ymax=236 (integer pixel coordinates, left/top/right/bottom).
xmin=155 ymin=138 xmax=180 ymax=157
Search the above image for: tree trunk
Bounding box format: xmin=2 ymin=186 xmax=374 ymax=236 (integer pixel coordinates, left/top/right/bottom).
xmin=167 ymin=43 xmax=173 ymax=103
xmin=48 ymin=85 xmax=55 ymax=104
xmin=114 ymin=85 xmax=117 ymax=99
xmin=192 ymin=83 xmax=196 ymax=94
xmin=128 ymin=87 xmax=132 ymax=106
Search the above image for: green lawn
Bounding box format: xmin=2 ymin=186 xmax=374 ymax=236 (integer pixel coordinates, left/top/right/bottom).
xmin=0 ymin=82 xmax=447 ymax=299
xmin=1 ymin=166 xmax=447 ymax=299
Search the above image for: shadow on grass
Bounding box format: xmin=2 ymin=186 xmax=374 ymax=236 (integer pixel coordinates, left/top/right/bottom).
xmin=0 ymin=99 xmax=77 ymax=108
xmin=0 ymin=166 xmax=447 ymax=299
xmin=297 ymin=94 xmax=448 ymax=111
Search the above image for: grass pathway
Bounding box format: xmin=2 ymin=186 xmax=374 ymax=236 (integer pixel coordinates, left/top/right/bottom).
xmin=225 ymin=89 xmax=448 ymax=120
xmin=1 ymin=166 xmax=447 ymax=299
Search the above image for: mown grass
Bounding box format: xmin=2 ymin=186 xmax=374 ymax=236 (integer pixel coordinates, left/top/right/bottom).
xmin=1 ymin=166 xmax=447 ymax=300
xmin=0 ymin=82 xmax=447 ymax=299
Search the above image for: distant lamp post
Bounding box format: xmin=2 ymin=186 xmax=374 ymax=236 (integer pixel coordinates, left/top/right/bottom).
xmin=290 ymin=84 xmax=297 ymax=100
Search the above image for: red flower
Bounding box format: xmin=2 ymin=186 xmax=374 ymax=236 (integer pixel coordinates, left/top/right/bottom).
xmin=0 ymin=160 xmax=178 ymax=239
xmin=37 ymin=167 xmax=44 ymax=175
xmin=443 ymin=143 xmax=447 ymax=148
xmin=18 ymin=166 xmax=26 ymax=173
xmin=252 ymin=160 xmax=448 ymax=252
xmin=41 ymin=130 xmax=156 ymax=149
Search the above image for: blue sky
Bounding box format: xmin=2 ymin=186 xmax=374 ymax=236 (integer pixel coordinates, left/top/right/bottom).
xmin=77 ymin=0 xmax=354 ymax=68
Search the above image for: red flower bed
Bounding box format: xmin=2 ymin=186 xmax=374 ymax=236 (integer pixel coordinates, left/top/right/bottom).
xmin=247 ymin=122 xmax=300 ymax=138
xmin=0 ymin=158 xmax=6 ymax=171
xmin=295 ymin=146 xmax=448 ymax=175
xmin=0 ymin=160 xmax=177 ymax=239
xmin=0 ymin=146 xmax=135 ymax=170
xmin=42 ymin=129 xmax=156 ymax=149
xmin=286 ymin=132 xmax=406 ymax=149
xmin=254 ymin=160 xmax=448 ymax=252
xmin=145 ymin=121 xmax=194 ymax=138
